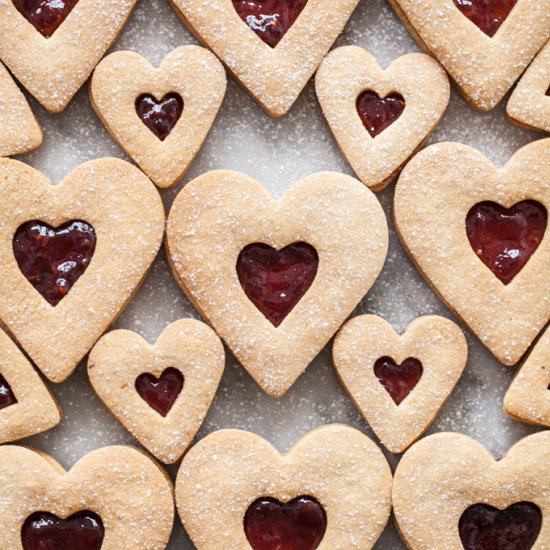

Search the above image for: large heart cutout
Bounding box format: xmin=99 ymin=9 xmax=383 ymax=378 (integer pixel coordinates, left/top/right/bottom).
xmin=12 ymin=0 xmax=79 ymax=38
xmin=0 ymin=373 xmax=17 ymax=410
xmin=452 ymin=0 xmax=518 ymax=37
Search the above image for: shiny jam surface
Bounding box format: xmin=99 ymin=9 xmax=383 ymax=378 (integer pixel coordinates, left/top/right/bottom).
xmin=459 ymin=502 xmax=542 ymax=550
xmin=356 ymin=90 xmax=405 ymax=138
xmin=12 ymin=0 xmax=79 ymax=38
xmin=466 ymin=201 xmax=547 ymax=285
xmin=13 ymin=220 xmax=96 ymax=306
xmin=21 ymin=511 xmax=105 ymax=550
xmin=135 ymin=367 xmax=184 ymax=417
xmin=244 ymin=496 xmax=327 ymax=550
xmin=452 ymin=0 xmax=518 ymax=37
xmin=231 ymin=0 xmax=308 ymax=48
xmin=135 ymin=93 xmax=184 ymax=141
xmin=0 ymin=373 xmax=17 ymax=410
xmin=374 ymin=356 xmax=423 ymax=405
xmin=236 ymin=242 xmax=318 ymax=327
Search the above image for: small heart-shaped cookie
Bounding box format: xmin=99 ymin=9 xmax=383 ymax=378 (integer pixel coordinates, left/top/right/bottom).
xmin=0 ymin=158 xmax=164 ymax=383
xmin=394 ymin=140 xmax=550 ymax=365
xmin=389 ymin=0 xmax=550 ymax=110
xmin=333 ymin=315 xmax=467 ymax=453
xmin=0 ymin=445 xmax=174 ymax=549
xmin=316 ymin=47 xmax=450 ymax=191
xmin=393 ymin=431 xmax=550 ymax=549
xmin=91 ymin=46 xmax=227 ymax=189
xmin=170 ymin=0 xmax=361 ymax=116
xmin=166 ymin=170 xmax=388 ymax=397
xmin=176 ymin=425 xmax=392 ymax=549
xmin=88 ymin=319 xmax=225 ymax=464
xmin=0 ymin=0 xmax=137 ymax=112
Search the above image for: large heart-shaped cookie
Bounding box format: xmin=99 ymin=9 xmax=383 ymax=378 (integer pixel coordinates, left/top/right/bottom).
xmin=316 ymin=47 xmax=449 ymax=191
xmin=176 ymin=425 xmax=392 ymax=549
xmin=88 ymin=318 xmax=225 ymax=464
xmin=0 ymin=158 xmax=164 ymax=383
xmin=170 ymin=0 xmax=360 ymax=116
xmin=394 ymin=140 xmax=550 ymax=365
xmin=389 ymin=0 xmax=550 ymax=110
xmin=333 ymin=315 xmax=467 ymax=453
xmin=0 ymin=0 xmax=137 ymax=112
xmin=91 ymin=46 xmax=227 ymax=189
xmin=166 ymin=170 xmax=388 ymax=397
xmin=393 ymin=431 xmax=550 ymax=549
xmin=0 ymin=445 xmax=174 ymax=549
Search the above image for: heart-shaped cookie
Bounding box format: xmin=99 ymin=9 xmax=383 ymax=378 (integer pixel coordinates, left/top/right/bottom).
xmin=0 ymin=445 xmax=174 ymax=549
xmin=394 ymin=140 xmax=550 ymax=365
xmin=88 ymin=318 xmax=225 ymax=464
xmin=166 ymin=170 xmax=388 ymax=397
xmin=170 ymin=0 xmax=361 ymax=116
xmin=0 ymin=158 xmax=164 ymax=383
xmin=393 ymin=431 xmax=550 ymax=549
xmin=0 ymin=0 xmax=137 ymax=112
xmin=91 ymin=46 xmax=227 ymax=189
xmin=507 ymin=40 xmax=550 ymax=133
xmin=389 ymin=0 xmax=550 ymax=110
xmin=176 ymin=424 xmax=392 ymax=549
xmin=316 ymin=47 xmax=450 ymax=191
xmin=333 ymin=315 xmax=467 ymax=453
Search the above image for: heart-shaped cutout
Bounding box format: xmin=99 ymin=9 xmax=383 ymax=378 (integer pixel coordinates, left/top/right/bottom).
xmin=356 ymin=90 xmax=406 ymax=138
xmin=374 ymin=356 xmax=423 ymax=405
xmin=135 ymin=367 xmax=184 ymax=417
xmin=0 ymin=373 xmax=17 ymax=410
xmin=12 ymin=0 xmax=79 ymax=38
xmin=452 ymin=0 xmax=518 ymax=37
xmin=135 ymin=93 xmax=184 ymax=141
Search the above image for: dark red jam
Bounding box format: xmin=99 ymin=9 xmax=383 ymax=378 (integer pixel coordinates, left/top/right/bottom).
xmin=356 ymin=91 xmax=405 ymax=138
xmin=135 ymin=367 xmax=184 ymax=417
xmin=135 ymin=93 xmax=184 ymax=141
xmin=12 ymin=0 xmax=79 ymax=38
xmin=374 ymin=356 xmax=423 ymax=405
xmin=452 ymin=0 xmax=518 ymax=37
xmin=0 ymin=374 xmax=17 ymax=410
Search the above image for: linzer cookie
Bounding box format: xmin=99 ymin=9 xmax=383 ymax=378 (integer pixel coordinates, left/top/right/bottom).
xmin=316 ymin=47 xmax=449 ymax=191
xmin=166 ymin=170 xmax=388 ymax=397
xmin=176 ymin=425 xmax=392 ymax=549
xmin=0 ymin=158 xmax=164 ymax=383
xmin=393 ymin=431 xmax=550 ymax=549
xmin=170 ymin=0 xmax=360 ymax=116
xmin=394 ymin=140 xmax=550 ymax=365
xmin=91 ymin=46 xmax=226 ymax=188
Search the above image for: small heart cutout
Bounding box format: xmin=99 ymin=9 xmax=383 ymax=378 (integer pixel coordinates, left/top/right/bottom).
xmin=12 ymin=0 xmax=79 ymax=38
xmin=374 ymin=356 xmax=423 ymax=405
xmin=135 ymin=93 xmax=184 ymax=141
xmin=135 ymin=367 xmax=184 ymax=417
xmin=452 ymin=0 xmax=518 ymax=37
xmin=0 ymin=373 xmax=17 ymax=410
xmin=356 ymin=90 xmax=406 ymax=138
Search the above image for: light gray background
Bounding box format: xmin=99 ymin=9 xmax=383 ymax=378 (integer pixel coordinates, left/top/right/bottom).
xmin=16 ymin=0 xmax=544 ymax=547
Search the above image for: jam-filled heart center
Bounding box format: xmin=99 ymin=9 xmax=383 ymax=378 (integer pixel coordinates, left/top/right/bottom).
xmin=22 ymin=511 xmax=105 ymax=550
xmin=452 ymin=0 xmax=518 ymax=37
xmin=374 ymin=356 xmax=423 ymax=405
xmin=12 ymin=0 xmax=80 ymax=38
xmin=356 ymin=90 xmax=405 ymax=138
xmin=244 ymin=496 xmax=327 ymax=550
xmin=466 ymin=200 xmax=547 ymax=285
xmin=135 ymin=93 xmax=184 ymax=141
xmin=13 ymin=220 xmax=96 ymax=306
xmin=459 ymin=502 xmax=542 ymax=550
xmin=236 ymin=242 xmax=318 ymax=327
xmin=0 ymin=373 xmax=17 ymax=410
xmin=135 ymin=367 xmax=184 ymax=417
xmin=231 ymin=0 xmax=308 ymax=48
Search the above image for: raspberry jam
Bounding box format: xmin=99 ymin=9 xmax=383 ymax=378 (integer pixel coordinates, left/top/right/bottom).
xmin=22 ymin=511 xmax=104 ymax=550
xmin=356 ymin=91 xmax=405 ymax=138
xmin=0 ymin=374 xmax=17 ymax=410
xmin=459 ymin=502 xmax=542 ymax=550
xmin=135 ymin=93 xmax=184 ymax=141
xmin=13 ymin=220 xmax=96 ymax=306
xmin=466 ymin=201 xmax=547 ymax=285
xmin=12 ymin=0 xmax=79 ymax=38
xmin=244 ymin=496 xmax=327 ymax=550
xmin=236 ymin=242 xmax=318 ymax=327
xmin=452 ymin=0 xmax=518 ymax=37
xmin=231 ymin=0 xmax=308 ymax=48
xmin=374 ymin=356 xmax=423 ymax=405
xmin=135 ymin=368 xmax=184 ymax=417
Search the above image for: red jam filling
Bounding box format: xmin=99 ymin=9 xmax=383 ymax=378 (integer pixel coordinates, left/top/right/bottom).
xmin=546 ymin=85 xmax=550 ymax=97
xmin=374 ymin=356 xmax=423 ymax=405
xmin=466 ymin=201 xmax=547 ymax=285
xmin=459 ymin=502 xmax=542 ymax=550
xmin=452 ymin=0 xmax=518 ymax=37
xmin=135 ymin=93 xmax=184 ymax=141
xmin=244 ymin=496 xmax=327 ymax=550
xmin=13 ymin=220 xmax=96 ymax=306
xmin=236 ymin=242 xmax=318 ymax=327
xmin=0 ymin=374 xmax=17 ymax=410
xmin=231 ymin=0 xmax=308 ymax=48
xmin=356 ymin=91 xmax=405 ymax=138
xmin=135 ymin=367 xmax=184 ymax=417
xmin=22 ymin=511 xmax=104 ymax=550
xmin=12 ymin=0 xmax=79 ymax=38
